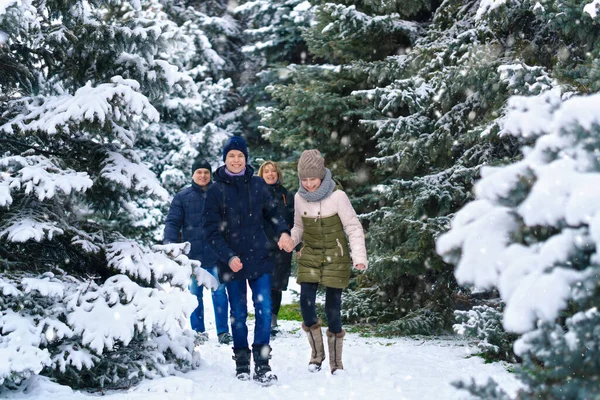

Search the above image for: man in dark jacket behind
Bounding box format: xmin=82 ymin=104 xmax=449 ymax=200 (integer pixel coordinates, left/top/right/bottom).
xmin=163 ymin=158 xmax=232 ymax=345
xmin=203 ymin=136 xmax=293 ymax=386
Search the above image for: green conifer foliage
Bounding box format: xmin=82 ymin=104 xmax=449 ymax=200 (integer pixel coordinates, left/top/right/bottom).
xmin=436 ymin=0 xmax=600 ymax=396
xmin=256 ymin=0 xmax=469 ymax=332
xmin=237 ymin=0 xmax=314 ymax=65
xmin=353 ymin=0 xmax=558 ymax=330
xmin=454 ymin=305 xmax=518 ymax=363
xmin=259 ymin=65 xmax=377 ymax=186
xmin=140 ymin=0 xmax=242 ymax=195
xmin=235 ymin=0 xmax=316 ymax=157
xmin=255 ymin=1 xmax=424 ymax=191
xmin=485 ymin=0 xmax=600 ymax=92
xmin=304 ymin=3 xmax=421 ymax=63
xmin=337 ymin=0 xmax=439 ymax=18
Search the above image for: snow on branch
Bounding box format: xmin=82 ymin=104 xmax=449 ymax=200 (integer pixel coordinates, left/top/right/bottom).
xmin=1 ymin=300 xmax=48 ymax=351
xmin=70 ymin=230 xmax=102 ymax=253
xmin=321 ymin=4 xmax=422 ymax=41
xmin=156 ymin=243 xmax=218 ymax=290
xmin=499 ymin=88 xmax=563 ymax=140
xmin=0 ymin=216 xmax=63 ymax=243
xmin=584 ymin=0 xmax=600 ymax=18
xmin=475 ymin=0 xmax=507 ymax=20
xmin=51 ymin=344 xmax=98 ymax=373
xmin=0 ymin=154 xmax=93 ymax=205
xmin=105 ymin=240 xmax=200 ymax=288
xmin=0 ymin=77 xmax=159 ymax=145
xmin=116 ymin=53 xmax=195 ymax=90
xmin=0 ymin=278 xmax=21 ymax=297
xmin=0 ymin=180 xmax=10 ymax=208
xmin=353 ymin=77 xmax=434 ymax=116
xmin=101 ymin=150 xmax=169 ymax=200
xmin=21 ymin=276 xmax=65 ymax=298
xmin=66 ymin=275 xmax=196 ymax=354
xmin=1 ymin=264 xmax=200 ymax=387
xmin=0 ymin=0 xmax=18 ymax=16
xmin=0 ymin=272 xmax=76 ymax=386
xmin=0 ymin=334 xmax=52 ymax=386
xmin=162 ymin=78 xmax=233 ymax=116
xmin=497 ymin=63 xmax=552 ymax=96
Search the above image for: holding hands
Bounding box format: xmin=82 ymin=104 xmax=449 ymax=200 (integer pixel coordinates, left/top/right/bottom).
xmin=229 ymin=233 xmax=294 ymax=273
xmin=278 ymin=232 xmax=295 ymax=253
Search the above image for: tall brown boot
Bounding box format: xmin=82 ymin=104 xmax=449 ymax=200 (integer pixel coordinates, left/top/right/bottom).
xmin=326 ymin=329 xmax=345 ymax=374
xmin=301 ymin=319 xmax=325 ymax=372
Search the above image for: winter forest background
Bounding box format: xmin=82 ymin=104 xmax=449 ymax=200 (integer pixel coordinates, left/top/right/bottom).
xmin=1 ymin=0 xmax=600 ymax=398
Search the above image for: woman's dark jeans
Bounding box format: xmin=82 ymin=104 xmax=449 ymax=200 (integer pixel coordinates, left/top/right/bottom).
xmin=300 ymin=282 xmax=343 ymax=333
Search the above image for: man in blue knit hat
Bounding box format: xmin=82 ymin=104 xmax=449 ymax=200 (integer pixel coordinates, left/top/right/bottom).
xmin=203 ymin=136 xmax=294 ymax=385
xmin=222 ymin=135 xmax=249 ymax=162
xmin=163 ymin=158 xmax=232 ymax=345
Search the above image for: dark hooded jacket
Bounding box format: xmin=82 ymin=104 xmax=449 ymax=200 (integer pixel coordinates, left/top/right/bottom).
xmin=163 ymin=181 xmax=217 ymax=267
xmin=265 ymin=183 xmax=294 ymax=290
xmin=203 ymin=165 xmax=290 ymax=282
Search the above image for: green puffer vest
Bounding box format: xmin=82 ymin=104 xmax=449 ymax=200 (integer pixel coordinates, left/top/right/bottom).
xmin=297 ymin=214 xmax=351 ymax=289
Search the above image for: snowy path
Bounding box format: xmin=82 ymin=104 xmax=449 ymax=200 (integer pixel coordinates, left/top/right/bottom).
xmin=173 ymin=324 xmax=520 ymax=400
xmin=4 ymin=283 xmax=521 ymax=400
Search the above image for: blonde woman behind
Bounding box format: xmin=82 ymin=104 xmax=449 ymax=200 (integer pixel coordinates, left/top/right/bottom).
xmin=258 ymin=161 xmax=295 ymax=337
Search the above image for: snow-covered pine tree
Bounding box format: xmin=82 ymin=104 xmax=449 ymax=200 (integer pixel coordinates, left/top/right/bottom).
xmin=346 ymin=0 xmax=555 ymax=333
xmin=254 ymin=0 xmax=425 ymax=190
xmin=437 ymin=1 xmax=600 ymax=397
xmin=234 ymin=0 xmax=316 ymax=164
xmin=236 ymin=0 xmax=314 ymax=66
xmin=454 ymin=304 xmax=517 ymax=363
xmin=258 ymin=63 xmax=378 ymax=187
xmin=253 ymin=0 xmax=455 ymax=333
xmin=0 ymin=0 xmax=216 ymax=391
xmin=134 ymin=0 xmax=243 ymax=198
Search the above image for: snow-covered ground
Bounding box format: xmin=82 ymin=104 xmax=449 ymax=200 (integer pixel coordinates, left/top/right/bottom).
xmin=3 ymin=280 xmax=521 ymax=400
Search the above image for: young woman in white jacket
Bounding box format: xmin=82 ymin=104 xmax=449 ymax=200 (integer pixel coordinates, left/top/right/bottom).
xmin=287 ymin=149 xmax=367 ymax=374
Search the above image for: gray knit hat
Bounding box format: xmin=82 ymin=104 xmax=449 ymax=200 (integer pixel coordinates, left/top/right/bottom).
xmin=297 ymin=149 xmax=326 ymax=179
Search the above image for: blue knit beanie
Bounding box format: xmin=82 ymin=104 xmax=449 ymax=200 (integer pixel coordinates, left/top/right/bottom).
xmin=222 ymin=136 xmax=249 ymax=162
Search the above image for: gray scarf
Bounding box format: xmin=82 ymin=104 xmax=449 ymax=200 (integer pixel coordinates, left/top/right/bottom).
xmin=298 ymin=168 xmax=335 ymax=202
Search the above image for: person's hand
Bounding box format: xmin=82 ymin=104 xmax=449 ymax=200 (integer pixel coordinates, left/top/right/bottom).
xmin=278 ymin=233 xmax=294 ymax=252
xmin=229 ymin=256 xmax=243 ymax=272
xmin=354 ymin=263 xmax=366 ymax=271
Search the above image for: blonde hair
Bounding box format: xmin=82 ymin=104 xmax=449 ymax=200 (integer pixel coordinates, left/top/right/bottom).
xmin=258 ymin=160 xmax=284 ymax=182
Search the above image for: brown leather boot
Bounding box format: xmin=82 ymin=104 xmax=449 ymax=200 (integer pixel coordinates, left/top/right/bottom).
xmin=326 ymin=329 xmax=345 ymax=374
xmin=301 ymin=319 xmax=326 ymax=372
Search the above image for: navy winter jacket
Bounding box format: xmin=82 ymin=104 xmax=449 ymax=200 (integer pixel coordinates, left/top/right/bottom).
xmin=163 ymin=181 xmax=217 ymax=267
xmin=266 ymin=183 xmax=294 ymax=291
xmin=203 ymin=165 xmax=290 ymax=282
xmin=265 ymin=183 xmax=294 ymax=250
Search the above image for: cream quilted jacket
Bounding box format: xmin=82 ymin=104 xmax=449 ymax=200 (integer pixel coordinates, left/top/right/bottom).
xmin=291 ymin=190 xmax=368 ymax=268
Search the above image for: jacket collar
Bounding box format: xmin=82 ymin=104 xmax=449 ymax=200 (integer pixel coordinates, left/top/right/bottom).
xmin=214 ymin=164 xmax=255 ymax=184
xmin=191 ymin=180 xmax=210 ymax=192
